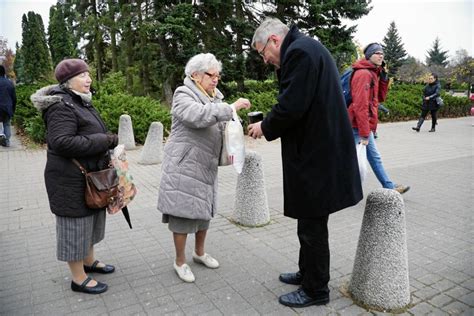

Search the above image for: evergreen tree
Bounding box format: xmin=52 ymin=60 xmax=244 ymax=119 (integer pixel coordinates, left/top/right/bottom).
xmin=48 ymin=4 xmax=77 ymax=66
xmin=382 ymin=21 xmax=407 ymax=76
xmin=13 ymin=43 xmax=25 ymax=83
xmin=302 ymin=0 xmax=372 ymax=69
xmin=21 ymin=12 xmax=52 ymax=83
xmin=426 ymin=37 xmax=449 ymax=67
xmin=56 ymin=0 xmax=373 ymax=100
xmin=154 ymin=2 xmax=200 ymax=104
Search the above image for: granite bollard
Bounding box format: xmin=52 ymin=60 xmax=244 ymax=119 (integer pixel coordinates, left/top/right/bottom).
xmin=232 ymin=150 xmax=270 ymax=227
xmin=138 ymin=122 xmax=163 ymax=165
xmin=349 ymin=188 xmax=410 ymax=311
xmin=118 ymin=114 xmax=136 ymax=150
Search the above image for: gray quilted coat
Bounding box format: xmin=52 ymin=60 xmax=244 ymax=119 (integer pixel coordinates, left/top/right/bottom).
xmin=157 ymin=77 xmax=234 ymax=220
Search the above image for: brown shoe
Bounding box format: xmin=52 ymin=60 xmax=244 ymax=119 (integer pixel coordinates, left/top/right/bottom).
xmin=394 ymin=185 xmax=410 ymax=194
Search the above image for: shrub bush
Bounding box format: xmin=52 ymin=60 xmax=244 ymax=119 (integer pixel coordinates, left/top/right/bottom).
xmin=14 ymin=81 xmax=171 ymax=144
xmin=13 ymin=79 xmax=471 ymax=145
xmin=227 ymin=90 xmax=277 ymax=128
xmin=13 ymin=83 xmax=50 ymax=143
xmin=93 ymin=93 xmax=171 ymax=143
xmin=382 ymin=83 xmax=471 ymax=121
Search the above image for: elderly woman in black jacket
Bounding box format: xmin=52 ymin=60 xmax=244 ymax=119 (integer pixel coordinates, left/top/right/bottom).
xmin=412 ymin=72 xmax=442 ymax=132
xmin=31 ymin=59 xmax=118 ymax=294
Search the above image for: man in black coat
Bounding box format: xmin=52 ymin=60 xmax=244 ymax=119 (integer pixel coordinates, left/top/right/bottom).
xmin=248 ymin=18 xmax=363 ymax=307
xmin=0 ymin=65 xmax=17 ymax=147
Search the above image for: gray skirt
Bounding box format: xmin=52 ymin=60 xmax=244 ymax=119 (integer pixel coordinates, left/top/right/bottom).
xmin=56 ymin=211 xmax=106 ymax=262
xmin=162 ymin=214 xmax=210 ymax=234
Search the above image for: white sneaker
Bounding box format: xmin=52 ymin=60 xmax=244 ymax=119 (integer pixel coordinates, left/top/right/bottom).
xmin=173 ymin=262 xmax=195 ymax=282
xmin=192 ymin=252 xmax=219 ymax=269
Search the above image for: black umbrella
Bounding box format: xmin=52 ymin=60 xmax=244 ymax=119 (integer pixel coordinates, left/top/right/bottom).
xmin=122 ymin=206 xmax=132 ymax=229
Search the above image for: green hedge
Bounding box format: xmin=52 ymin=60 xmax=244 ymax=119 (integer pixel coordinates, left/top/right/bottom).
xmin=14 ymin=82 xmax=170 ymax=144
xmin=13 ymin=79 xmax=471 ymax=145
xmin=226 ymin=82 xmax=471 ymax=123
xmin=93 ymin=93 xmax=171 ymax=143
xmin=13 ymin=83 xmax=48 ymax=143
xmin=381 ymin=83 xmax=471 ymax=121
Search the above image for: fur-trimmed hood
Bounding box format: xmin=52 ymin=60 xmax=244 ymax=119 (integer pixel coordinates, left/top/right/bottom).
xmin=30 ymin=84 xmax=64 ymax=112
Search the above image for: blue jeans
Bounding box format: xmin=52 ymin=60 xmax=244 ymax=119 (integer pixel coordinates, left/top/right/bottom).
xmin=353 ymin=128 xmax=394 ymax=189
xmin=0 ymin=116 xmax=11 ymax=146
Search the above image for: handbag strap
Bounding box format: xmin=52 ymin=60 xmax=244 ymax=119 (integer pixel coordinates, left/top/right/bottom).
xmin=72 ymin=159 xmax=87 ymax=175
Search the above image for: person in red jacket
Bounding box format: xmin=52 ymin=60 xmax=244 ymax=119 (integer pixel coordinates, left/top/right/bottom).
xmin=348 ymin=43 xmax=410 ymax=194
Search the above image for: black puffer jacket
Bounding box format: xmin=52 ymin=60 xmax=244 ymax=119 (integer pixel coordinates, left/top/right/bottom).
xmin=422 ymin=81 xmax=441 ymax=111
xmin=31 ymin=85 xmax=111 ymax=217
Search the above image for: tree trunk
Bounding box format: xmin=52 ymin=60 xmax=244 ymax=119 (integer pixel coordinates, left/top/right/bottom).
xmin=108 ymin=0 xmax=118 ymax=72
xmin=234 ymin=0 xmax=245 ymax=92
xmin=137 ymin=0 xmax=151 ymax=95
xmin=121 ymin=0 xmax=134 ymax=92
xmin=91 ymin=0 xmax=103 ymax=82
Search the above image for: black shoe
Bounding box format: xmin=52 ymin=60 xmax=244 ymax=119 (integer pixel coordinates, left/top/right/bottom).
xmin=429 ymin=128 xmax=435 ymax=132
xmin=278 ymin=288 xmax=329 ymax=308
xmin=0 ymin=134 xmax=6 ymax=146
xmin=279 ymin=272 xmax=303 ymax=285
xmin=412 ymin=127 xmax=420 ymax=132
xmin=71 ymin=277 xmax=108 ymax=294
xmin=84 ymin=260 xmax=115 ymax=274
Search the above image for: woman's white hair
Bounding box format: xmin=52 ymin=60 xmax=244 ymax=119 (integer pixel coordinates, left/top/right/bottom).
xmin=252 ymin=17 xmax=289 ymax=49
xmin=184 ymin=53 xmax=222 ymax=77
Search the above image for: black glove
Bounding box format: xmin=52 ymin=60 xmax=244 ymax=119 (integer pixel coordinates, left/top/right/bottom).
xmin=106 ymin=133 xmax=119 ymax=149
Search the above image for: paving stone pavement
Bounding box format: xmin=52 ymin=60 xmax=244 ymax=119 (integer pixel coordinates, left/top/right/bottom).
xmin=0 ymin=117 xmax=472 ymax=315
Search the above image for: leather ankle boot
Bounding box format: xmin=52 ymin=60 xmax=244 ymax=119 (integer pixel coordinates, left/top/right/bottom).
xmin=412 ymin=118 xmax=424 ymax=132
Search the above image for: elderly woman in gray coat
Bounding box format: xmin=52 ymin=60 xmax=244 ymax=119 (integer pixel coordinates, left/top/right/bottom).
xmin=157 ymin=53 xmax=250 ymax=282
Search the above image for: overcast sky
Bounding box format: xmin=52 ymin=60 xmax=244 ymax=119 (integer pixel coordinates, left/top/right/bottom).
xmin=1 ymin=0 xmax=472 ymax=62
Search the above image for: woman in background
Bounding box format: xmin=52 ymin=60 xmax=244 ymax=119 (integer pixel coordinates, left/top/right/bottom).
xmin=412 ymin=72 xmax=441 ymax=132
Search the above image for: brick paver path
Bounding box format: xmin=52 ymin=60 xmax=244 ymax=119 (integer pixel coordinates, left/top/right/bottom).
xmin=1 ymin=117 xmax=472 ymax=315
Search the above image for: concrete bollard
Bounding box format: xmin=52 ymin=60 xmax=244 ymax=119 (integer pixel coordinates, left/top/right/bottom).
xmin=232 ymin=150 xmax=270 ymax=227
xmin=349 ymin=188 xmax=410 ymax=311
xmin=138 ymin=122 xmax=163 ymax=165
xmin=118 ymin=114 xmax=136 ymax=150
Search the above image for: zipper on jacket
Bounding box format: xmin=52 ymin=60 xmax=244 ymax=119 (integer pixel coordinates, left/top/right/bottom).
xmin=177 ymin=147 xmax=192 ymax=166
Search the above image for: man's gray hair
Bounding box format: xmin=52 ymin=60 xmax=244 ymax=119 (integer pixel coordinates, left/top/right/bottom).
xmin=252 ymin=17 xmax=289 ymax=49
xmin=185 ymin=53 xmax=222 ymax=77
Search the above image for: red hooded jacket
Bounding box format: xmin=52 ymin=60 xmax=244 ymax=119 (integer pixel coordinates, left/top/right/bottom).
xmin=347 ymin=59 xmax=389 ymax=138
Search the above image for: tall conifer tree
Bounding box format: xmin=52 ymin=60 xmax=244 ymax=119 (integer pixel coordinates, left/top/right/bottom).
xmin=382 ymin=21 xmax=407 ymax=76
xmin=426 ymin=37 xmax=449 ymax=67
xmin=22 ymin=12 xmax=52 ymax=83
xmin=48 ymin=4 xmax=76 ymax=66
xmin=13 ymin=43 xmax=25 ymax=83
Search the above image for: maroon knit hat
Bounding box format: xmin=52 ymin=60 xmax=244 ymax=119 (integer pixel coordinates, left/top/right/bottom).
xmin=54 ymin=59 xmax=89 ymax=83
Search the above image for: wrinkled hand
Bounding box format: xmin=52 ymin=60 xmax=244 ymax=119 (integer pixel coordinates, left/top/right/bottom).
xmin=360 ymin=138 xmax=369 ymax=146
xmin=248 ymin=121 xmax=263 ymax=139
xmin=106 ymin=133 xmax=119 ymax=149
xmin=232 ymin=98 xmax=251 ymax=111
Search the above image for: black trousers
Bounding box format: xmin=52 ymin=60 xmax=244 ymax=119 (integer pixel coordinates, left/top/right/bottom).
xmin=297 ymin=216 xmax=330 ymax=298
xmin=420 ymin=109 xmax=438 ymax=128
